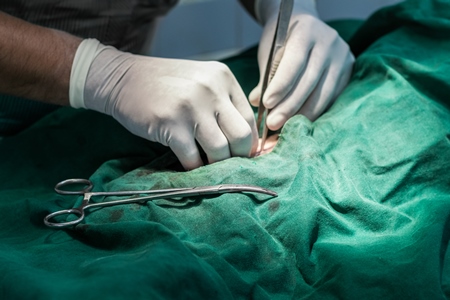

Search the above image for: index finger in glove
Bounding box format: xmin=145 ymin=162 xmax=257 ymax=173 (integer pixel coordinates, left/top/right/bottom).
xmin=227 ymin=73 xmax=259 ymax=156
xmin=262 ymin=36 xmax=313 ymax=109
xmin=216 ymin=99 xmax=255 ymax=158
xmin=167 ymin=129 xmax=204 ymax=170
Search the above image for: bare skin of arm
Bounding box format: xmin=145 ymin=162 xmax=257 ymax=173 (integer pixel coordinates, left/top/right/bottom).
xmin=0 ymin=11 xmax=81 ymax=105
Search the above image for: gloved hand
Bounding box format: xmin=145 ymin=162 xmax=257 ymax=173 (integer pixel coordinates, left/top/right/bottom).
xmin=69 ymin=39 xmax=258 ymax=170
xmin=250 ymin=0 xmax=355 ymax=130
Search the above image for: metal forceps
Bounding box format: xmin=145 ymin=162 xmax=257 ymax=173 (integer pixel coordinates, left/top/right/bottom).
xmin=44 ymin=178 xmax=277 ymax=228
xmin=256 ymin=0 xmax=294 ymax=151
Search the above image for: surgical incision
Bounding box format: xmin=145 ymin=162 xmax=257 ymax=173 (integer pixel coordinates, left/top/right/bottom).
xmin=255 ymin=134 xmax=279 ymax=156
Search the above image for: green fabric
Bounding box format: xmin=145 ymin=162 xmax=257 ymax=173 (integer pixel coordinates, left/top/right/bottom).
xmin=0 ymin=94 xmax=59 ymax=136
xmin=1 ymin=2 xmax=450 ymax=298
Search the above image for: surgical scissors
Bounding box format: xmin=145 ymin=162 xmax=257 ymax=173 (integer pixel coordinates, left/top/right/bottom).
xmin=44 ymin=178 xmax=277 ymax=228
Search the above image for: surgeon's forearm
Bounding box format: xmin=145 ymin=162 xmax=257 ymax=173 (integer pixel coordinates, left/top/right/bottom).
xmin=0 ymin=11 xmax=82 ymax=105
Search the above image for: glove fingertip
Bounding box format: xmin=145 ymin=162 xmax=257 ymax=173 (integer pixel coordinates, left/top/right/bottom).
xmin=249 ymin=87 xmax=261 ymax=106
xmin=266 ymin=112 xmax=285 ymax=131
xmin=262 ymin=86 xmax=280 ymax=109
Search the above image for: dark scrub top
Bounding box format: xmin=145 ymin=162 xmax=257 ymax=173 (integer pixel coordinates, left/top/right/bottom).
xmin=0 ymin=0 xmax=178 ymax=135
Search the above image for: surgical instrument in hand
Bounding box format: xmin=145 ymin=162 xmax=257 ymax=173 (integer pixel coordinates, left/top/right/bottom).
xmin=44 ymin=178 xmax=277 ymax=228
xmin=256 ymin=0 xmax=294 ymax=151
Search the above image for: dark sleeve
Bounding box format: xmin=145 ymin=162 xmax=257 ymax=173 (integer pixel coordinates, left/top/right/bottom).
xmin=238 ymin=0 xmax=257 ymax=20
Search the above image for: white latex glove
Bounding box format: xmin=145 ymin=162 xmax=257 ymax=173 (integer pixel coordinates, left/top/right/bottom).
xmin=250 ymin=0 xmax=355 ymax=130
xmin=70 ymin=39 xmax=258 ymax=170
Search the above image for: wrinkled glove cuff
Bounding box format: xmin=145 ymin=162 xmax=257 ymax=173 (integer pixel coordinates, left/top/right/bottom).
xmin=69 ymin=39 xmax=101 ymax=109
